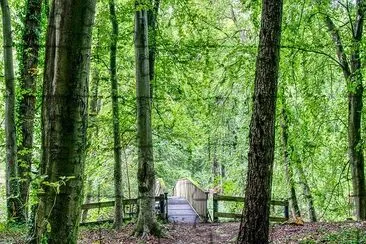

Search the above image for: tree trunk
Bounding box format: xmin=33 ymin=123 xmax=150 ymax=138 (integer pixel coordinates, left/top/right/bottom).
xmin=81 ymin=180 xmax=93 ymax=223
xmin=17 ymin=0 xmax=43 ymax=223
xmin=134 ymin=0 xmax=160 ymax=237
xmin=147 ymin=0 xmax=160 ymax=83
xmin=237 ymin=0 xmax=283 ymax=243
xmin=280 ymin=100 xmax=301 ymax=219
xmin=109 ymin=0 xmax=123 ymax=230
xmin=295 ymin=160 xmax=317 ymax=222
xmin=1 ymin=0 xmax=21 ymax=223
xmin=32 ymin=0 xmax=96 ymax=242
xmin=324 ymin=0 xmax=366 ymax=220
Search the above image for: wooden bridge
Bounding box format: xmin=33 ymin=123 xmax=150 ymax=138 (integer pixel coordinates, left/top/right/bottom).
xmin=80 ymin=178 xmax=289 ymax=225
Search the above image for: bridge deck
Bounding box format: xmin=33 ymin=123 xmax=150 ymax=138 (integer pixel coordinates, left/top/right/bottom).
xmin=168 ymin=196 xmax=199 ymax=224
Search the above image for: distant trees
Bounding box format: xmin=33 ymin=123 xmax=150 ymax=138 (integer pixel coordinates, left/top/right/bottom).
xmin=324 ymin=0 xmax=366 ymax=221
xmin=32 ymin=0 xmax=96 ymax=242
xmin=237 ymin=0 xmax=283 ymax=243
xmin=1 ymin=0 xmax=21 ymax=222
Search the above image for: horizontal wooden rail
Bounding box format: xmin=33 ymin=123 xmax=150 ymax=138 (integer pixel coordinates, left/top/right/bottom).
xmin=213 ymin=193 xmax=289 ymax=223
xmin=80 ymin=194 xmax=168 ymax=224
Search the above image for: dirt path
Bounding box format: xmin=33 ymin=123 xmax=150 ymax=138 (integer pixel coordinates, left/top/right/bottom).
xmin=2 ymin=221 xmax=366 ymax=243
xmin=79 ymin=221 xmax=366 ymax=243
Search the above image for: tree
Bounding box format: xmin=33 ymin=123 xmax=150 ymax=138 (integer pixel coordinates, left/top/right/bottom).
xmin=31 ymin=0 xmax=97 ymax=242
xmin=18 ymin=0 xmax=43 ymax=222
xmin=1 ymin=0 xmax=21 ymax=222
xmin=279 ymin=94 xmax=301 ymax=220
xmin=134 ymin=0 xmax=160 ymax=237
xmin=323 ymin=0 xmax=366 ymax=220
xmin=109 ymin=0 xmax=123 ymax=230
xmin=237 ymin=0 xmax=283 ymax=243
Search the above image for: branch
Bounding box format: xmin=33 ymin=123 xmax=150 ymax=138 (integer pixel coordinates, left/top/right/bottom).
xmin=324 ymin=15 xmax=351 ymax=79
xmin=280 ymin=45 xmax=341 ymax=66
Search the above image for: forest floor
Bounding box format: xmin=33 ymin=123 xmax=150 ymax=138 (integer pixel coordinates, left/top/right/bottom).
xmin=78 ymin=221 xmax=366 ymax=243
xmin=1 ymin=221 xmax=366 ymax=243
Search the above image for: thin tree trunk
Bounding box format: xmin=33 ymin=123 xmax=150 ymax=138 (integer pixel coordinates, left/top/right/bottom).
xmin=109 ymin=0 xmax=123 ymax=230
xmin=295 ymin=160 xmax=317 ymax=222
xmin=134 ymin=0 xmax=160 ymax=237
xmin=237 ymin=0 xmax=283 ymax=243
xmin=280 ymin=99 xmax=301 ymax=219
xmin=147 ymin=0 xmax=160 ymax=83
xmin=17 ymin=0 xmax=43 ymax=223
xmin=32 ymin=0 xmax=96 ymax=242
xmin=89 ymin=68 xmax=100 ymax=116
xmin=324 ymin=0 xmax=366 ymax=220
xmin=1 ymin=0 xmax=21 ymax=223
xmin=81 ymin=180 xmax=93 ymax=223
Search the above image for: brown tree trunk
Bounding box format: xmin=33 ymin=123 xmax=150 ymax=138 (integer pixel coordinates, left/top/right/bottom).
xmin=237 ymin=0 xmax=283 ymax=243
xmin=1 ymin=0 xmax=21 ymax=223
xmin=17 ymin=0 xmax=43 ymax=223
xmin=324 ymin=0 xmax=366 ymax=220
xmin=109 ymin=0 xmax=123 ymax=230
xmin=280 ymin=99 xmax=301 ymax=219
xmin=134 ymin=0 xmax=160 ymax=237
xmin=294 ymin=159 xmax=317 ymax=222
xmin=32 ymin=0 xmax=97 ymax=242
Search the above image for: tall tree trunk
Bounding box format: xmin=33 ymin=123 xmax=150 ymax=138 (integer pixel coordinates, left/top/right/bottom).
xmin=89 ymin=68 xmax=100 ymax=116
xmin=280 ymin=99 xmax=301 ymax=219
xmin=17 ymin=0 xmax=43 ymax=223
xmin=294 ymin=159 xmax=317 ymax=222
xmin=81 ymin=180 xmax=93 ymax=223
xmin=147 ymin=0 xmax=160 ymax=83
xmin=134 ymin=0 xmax=160 ymax=237
xmin=32 ymin=0 xmax=96 ymax=242
xmin=324 ymin=0 xmax=366 ymax=220
xmin=109 ymin=0 xmax=123 ymax=230
xmin=1 ymin=0 xmax=21 ymax=222
xmin=237 ymin=0 xmax=283 ymax=243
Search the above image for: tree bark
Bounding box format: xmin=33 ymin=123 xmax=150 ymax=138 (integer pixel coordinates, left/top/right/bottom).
xmin=324 ymin=0 xmax=366 ymax=220
xmin=32 ymin=0 xmax=96 ymax=242
xmin=280 ymin=99 xmax=301 ymax=219
xmin=109 ymin=0 xmax=123 ymax=230
xmin=1 ymin=0 xmax=21 ymax=222
xmin=17 ymin=0 xmax=43 ymax=223
xmin=295 ymin=160 xmax=317 ymax=222
xmin=134 ymin=0 xmax=160 ymax=237
xmin=237 ymin=0 xmax=283 ymax=243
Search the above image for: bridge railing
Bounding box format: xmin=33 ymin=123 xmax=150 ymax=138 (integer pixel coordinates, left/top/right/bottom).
xmin=80 ymin=194 xmax=168 ymax=225
xmin=173 ymin=178 xmax=209 ymax=222
xmin=212 ymin=193 xmax=289 ymax=223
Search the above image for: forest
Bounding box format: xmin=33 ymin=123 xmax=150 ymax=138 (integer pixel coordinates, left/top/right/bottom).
xmin=0 ymin=0 xmax=366 ymax=243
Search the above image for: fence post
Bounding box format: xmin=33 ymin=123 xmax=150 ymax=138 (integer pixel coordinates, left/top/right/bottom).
xmin=159 ymin=194 xmax=165 ymax=219
xmin=204 ymin=191 xmax=209 ymax=223
xmin=213 ymin=193 xmax=218 ymax=222
xmin=164 ymin=192 xmax=168 ymax=220
xmin=284 ymin=200 xmax=289 ymax=220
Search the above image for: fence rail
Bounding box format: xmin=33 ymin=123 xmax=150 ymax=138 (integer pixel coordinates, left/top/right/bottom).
xmin=80 ymin=194 xmax=168 ymax=225
xmin=213 ymin=193 xmax=289 ymax=223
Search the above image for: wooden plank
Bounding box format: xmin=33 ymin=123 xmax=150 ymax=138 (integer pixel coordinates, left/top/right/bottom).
xmin=213 ymin=194 xmax=288 ymax=207
xmin=81 ymin=197 xmax=170 ymax=210
xmin=214 ymin=212 xmax=287 ymax=223
xmin=213 ymin=195 xmax=244 ymax=202
xmin=81 ymin=201 xmax=115 ymax=210
xmin=215 ymin=212 xmax=241 ymax=219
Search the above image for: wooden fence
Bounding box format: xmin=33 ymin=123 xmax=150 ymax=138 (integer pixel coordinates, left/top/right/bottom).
xmin=213 ymin=193 xmax=289 ymax=222
xmin=80 ymin=194 xmax=168 ymax=225
xmin=173 ymin=178 xmax=209 ymax=221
